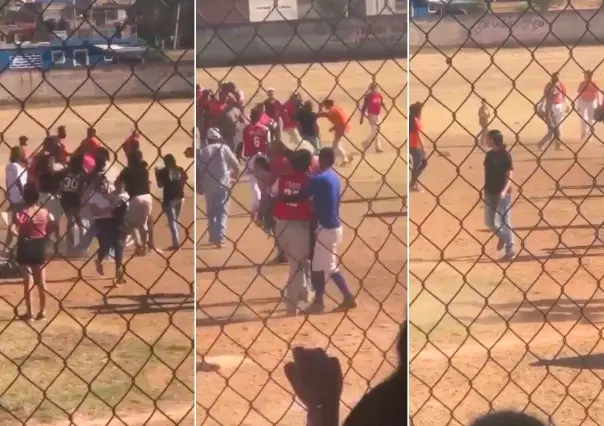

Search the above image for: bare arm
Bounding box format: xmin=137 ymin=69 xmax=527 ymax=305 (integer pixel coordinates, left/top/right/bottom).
xmin=501 ymin=170 xmax=513 ymax=197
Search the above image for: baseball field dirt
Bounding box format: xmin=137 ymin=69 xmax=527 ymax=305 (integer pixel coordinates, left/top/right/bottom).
xmin=0 ymin=100 xmax=195 ymax=425
xmin=410 ymin=46 xmax=604 ymax=425
xmin=197 ymin=60 xmax=407 ymax=425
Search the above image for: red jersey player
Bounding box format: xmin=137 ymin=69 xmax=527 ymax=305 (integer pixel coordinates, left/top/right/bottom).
xmin=241 ymin=108 xmax=270 ymax=162
xmin=360 ymin=82 xmax=386 ymax=153
xmin=281 ymin=92 xmax=302 ymax=146
xmin=270 ymin=149 xmax=313 ymax=314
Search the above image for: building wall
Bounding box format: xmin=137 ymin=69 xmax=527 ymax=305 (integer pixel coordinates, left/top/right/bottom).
xmin=197 ymin=0 xmax=250 ymax=25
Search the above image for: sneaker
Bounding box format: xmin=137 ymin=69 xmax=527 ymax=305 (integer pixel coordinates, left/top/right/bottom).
xmin=306 ymin=301 xmax=325 ymax=315
xmin=337 ymin=298 xmax=358 ymax=311
xmin=501 ymin=251 xmax=517 ymax=261
xmin=36 ymin=312 xmax=46 ymax=321
xmin=18 ymin=314 xmax=34 ymax=322
xmin=95 ymin=260 xmax=105 ymax=276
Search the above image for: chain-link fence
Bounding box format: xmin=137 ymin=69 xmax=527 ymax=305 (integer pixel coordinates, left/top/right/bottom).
xmin=0 ymin=1 xmax=195 ymax=424
xmin=197 ymin=1 xmax=407 ymax=424
xmin=409 ymin=2 xmax=604 ymax=425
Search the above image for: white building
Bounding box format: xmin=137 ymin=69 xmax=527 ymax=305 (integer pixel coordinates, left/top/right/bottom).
xmin=248 ymin=0 xmax=299 ymax=22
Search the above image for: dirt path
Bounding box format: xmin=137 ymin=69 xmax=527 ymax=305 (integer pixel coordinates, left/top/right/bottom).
xmin=197 ymin=60 xmax=407 ymax=425
xmin=410 ymin=46 xmax=604 ymax=425
xmin=0 ymin=100 xmax=195 ymax=425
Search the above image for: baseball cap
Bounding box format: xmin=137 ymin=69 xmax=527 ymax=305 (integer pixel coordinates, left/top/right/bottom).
xmin=206 ymin=128 xmax=222 ymax=141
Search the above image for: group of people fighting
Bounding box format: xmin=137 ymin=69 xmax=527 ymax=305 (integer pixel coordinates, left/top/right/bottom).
xmin=4 ymin=126 xmax=188 ymax=321
xmin=196 ymin=81 xmax=387 ymax=164
xmin=196 ymin=80 xmax=394 ymax=315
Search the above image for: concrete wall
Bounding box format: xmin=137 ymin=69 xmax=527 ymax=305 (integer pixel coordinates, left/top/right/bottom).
xmin=0 ymin=61 xmax=194 ymax=106
xmin=410 ymin=9 xmax=604 ymax=52
xmin=197 ymin=15 xmax=407 ymax=67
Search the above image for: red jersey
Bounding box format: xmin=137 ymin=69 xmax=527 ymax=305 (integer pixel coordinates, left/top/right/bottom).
xmin=273 ymin=171 xmax=311 ymax=221
xmin=242 ymin=123 xmax=269 ymax=158
xmin=364 ymin=92 xmax=383 ymax=115
xmin=281 ymin=100 xmax=297 ymax=130
xmin=269 ymin=153 xmax=291 ymax=177
xmin=209 ymin=99 xmax=225 ymax=119
xmin=123 ymin=133 xmax=140 ymax=156
xmin=259 ymin=113 xmax=272 ymax=127
xmin=544 ymin=82 xmax=567 ymax=104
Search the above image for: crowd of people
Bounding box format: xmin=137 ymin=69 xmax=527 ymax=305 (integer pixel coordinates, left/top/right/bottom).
xmin=196 ymin=80 xmax=391 ymax=316
xmin=3 ymin=126 xmax=189 ymax=321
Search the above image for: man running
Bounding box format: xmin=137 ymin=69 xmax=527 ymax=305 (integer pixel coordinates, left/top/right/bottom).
xmin=319 ymin=100 xmax=353 ymax=165
xmin=155 ymin=154 xmax=188 ymax=250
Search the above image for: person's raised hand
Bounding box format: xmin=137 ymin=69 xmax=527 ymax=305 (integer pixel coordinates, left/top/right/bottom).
xmin=284 ymin=347 xmax=343 ymax=426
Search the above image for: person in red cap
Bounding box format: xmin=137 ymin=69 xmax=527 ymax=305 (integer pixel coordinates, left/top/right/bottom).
xmin=122 ymin=130 xmax=140 ymax=158
xmin=77 ymin=127 xmax=101 ymax=156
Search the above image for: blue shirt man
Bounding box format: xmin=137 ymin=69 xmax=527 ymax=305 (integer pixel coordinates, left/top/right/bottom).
xmin=281 ymin=147 xmax=356 ymax=313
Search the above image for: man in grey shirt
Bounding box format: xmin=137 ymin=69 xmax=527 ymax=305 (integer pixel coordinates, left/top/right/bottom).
xmin=217 ymin=94 xmax=242 ymax=151
xmin=197 ymin=128 xmax=240 ymax=248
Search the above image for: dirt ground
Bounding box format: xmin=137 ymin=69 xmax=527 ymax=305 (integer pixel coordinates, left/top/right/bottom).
xmin=410 ymin=46 xmax=604 ymax=425
xmin=197 ymin=60 xmax=407 ymax=425
xmin=0 ymin=100 xmax=195 ymax=425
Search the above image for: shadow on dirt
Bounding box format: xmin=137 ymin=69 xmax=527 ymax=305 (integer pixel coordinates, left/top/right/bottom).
xmin=456 ymin=297 xmax=604 ymax=326
xmin=70 ymin=292 xmax=194 ymax=315
xmin=532 ymin=353 xmax=604 ymax=370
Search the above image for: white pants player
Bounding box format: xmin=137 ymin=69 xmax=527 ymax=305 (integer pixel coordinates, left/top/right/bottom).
xmin=362 ymin=114 xmax=383 ymax=151
xmin=312 ymin=226 xmax=343 ymax=273
xmin=243 ymin=156 xmax=262 ymax=213
xmin=538 ymin=103 xmax=566 ymax=150
xmin=578 ymin=98 xmax=597 ymax=140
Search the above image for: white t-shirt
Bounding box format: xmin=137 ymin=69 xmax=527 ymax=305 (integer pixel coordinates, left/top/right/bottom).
xmin=88 ymin=185 xmax=116 ymax=219
xmin=5 ymin=162 xmax=27 ymax=205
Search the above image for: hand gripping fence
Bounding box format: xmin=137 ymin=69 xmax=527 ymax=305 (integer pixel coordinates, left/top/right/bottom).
xmin=410 ymin=2 xmax=604 ymax=425
xmin=0 ymin=1 xmax=195 ymax=424
xmin=197 ymin=1 xmax=407 ymax=424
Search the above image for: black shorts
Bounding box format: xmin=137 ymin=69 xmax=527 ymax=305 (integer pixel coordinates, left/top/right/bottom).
xmin=60 ymin=196 xmax=80 ymax=216
xmin=16 ymin=237 xmax=47 ymax=266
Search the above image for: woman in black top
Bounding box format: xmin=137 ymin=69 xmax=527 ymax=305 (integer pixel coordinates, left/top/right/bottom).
xmin=484 ymin=129 xmax=515 ymax=260
xmin=116 ymin=149 xmax=155 ymax=255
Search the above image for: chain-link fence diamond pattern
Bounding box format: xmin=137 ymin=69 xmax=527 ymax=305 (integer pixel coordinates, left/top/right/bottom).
xmin=197 ymin=1 xmax=407 ymax=424
xmin=410 ymin=2 xmax=604 ymax=425
xmin=0 ymin=1 xmax=195 ymax=424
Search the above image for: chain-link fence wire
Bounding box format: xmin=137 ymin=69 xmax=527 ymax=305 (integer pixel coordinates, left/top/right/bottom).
xmin=197 ymin=1 xmax=407 ymax=424
xmin=408 ymin=2 xmax=604 ymax=425
xmin=0 ymin=0 xmax=195 ymax=424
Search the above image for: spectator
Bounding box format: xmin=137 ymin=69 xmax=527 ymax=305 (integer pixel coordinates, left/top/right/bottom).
xmin=197 ymin=127 xmax=239 ymax=248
